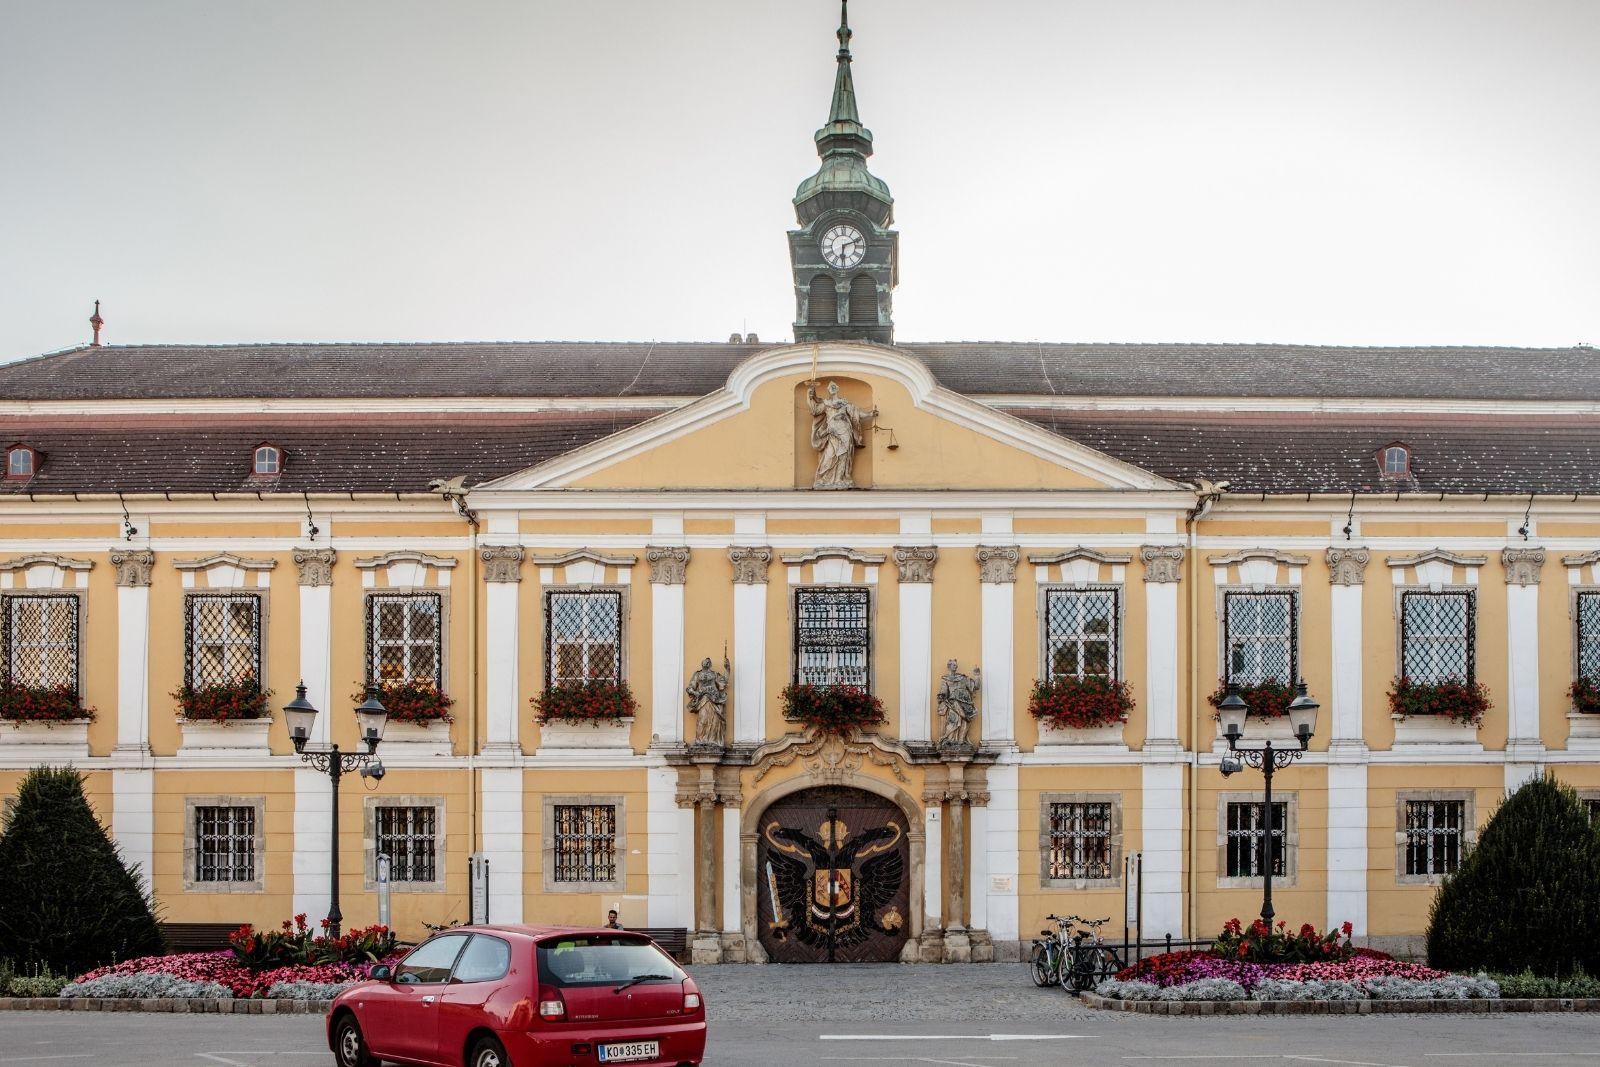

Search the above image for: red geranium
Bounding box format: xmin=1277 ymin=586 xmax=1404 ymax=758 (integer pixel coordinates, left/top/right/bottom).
xmin=780 ymin=683 xmax=884 ymax=734
xmin=532 ymin=679 xmax=638 ymax=724
xmin=1387 ymin=676 xmax=1490 ymax=726
xmin=0 ymin=682 xmax=94 ymax=723
xmin=1027 ymin=676 xmax=1133 ymax=729
xmin=356 ymin=680 xmax=453 ymax=724
xmin=1569 ymin=677 xmax=1600 ymax=716
xmin=1208 ymin=678 xmax=1296 ymax=720
xmin=173 ymin=676 xmax=271 ymax=721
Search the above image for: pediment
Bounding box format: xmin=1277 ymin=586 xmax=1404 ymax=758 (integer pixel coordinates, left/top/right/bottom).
xmin=475 ymin=344 xmax=1177 ymax=494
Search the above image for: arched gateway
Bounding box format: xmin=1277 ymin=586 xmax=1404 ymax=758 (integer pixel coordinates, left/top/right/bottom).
xmin=754 ymin=785 xmax=911 ymax=963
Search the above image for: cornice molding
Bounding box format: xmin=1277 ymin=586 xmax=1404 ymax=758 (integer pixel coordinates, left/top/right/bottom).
xmin=1562 ymin=550 xmax=1600 ymax=569
xmin=1207 ymin=548 xmax=1312 ymax=568
xmin=1027 ymin=548 xmax=1133 ymax=566
xmin=526 ymin=549 xmax=637 ymax=568
xmin=1385 ymin=548 xmax=1489 ymax=569
xmin=172 ymin=553 xmax=277 ymax=572
xmin=779 ymin=546 xmax=887 ymax=566
xmin=353 ymin=550 xmax=459 ymax=570
xmin=0 ymin=554 xmax=93 ymax=572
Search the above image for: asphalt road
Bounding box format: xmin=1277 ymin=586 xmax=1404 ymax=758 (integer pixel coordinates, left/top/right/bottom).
xmin=2 ymin=964 xmax=1599 ymax=1067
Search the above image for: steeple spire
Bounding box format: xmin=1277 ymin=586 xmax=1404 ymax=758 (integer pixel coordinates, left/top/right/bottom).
xmin=829 ymin=0 xmax=859 ymax=127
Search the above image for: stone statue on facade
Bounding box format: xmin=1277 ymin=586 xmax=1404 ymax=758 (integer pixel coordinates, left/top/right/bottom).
xmin=806 ymin=380 xmax=876 ymax=489
xmin=936 ymin=659 xmax=981 ymax=749
xmin=685 ymin=655 xmax=729 ymax=747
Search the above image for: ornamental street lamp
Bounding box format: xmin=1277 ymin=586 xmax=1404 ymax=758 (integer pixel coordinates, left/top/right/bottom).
xmin=1217 ymin=678 xmax=1320 ymax=926
xmin=284 ymin=682 xmax=388 ymax=938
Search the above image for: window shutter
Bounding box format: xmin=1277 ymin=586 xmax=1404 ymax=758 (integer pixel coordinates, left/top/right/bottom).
xmin=808 ymin=276 xmax=837 ymax=326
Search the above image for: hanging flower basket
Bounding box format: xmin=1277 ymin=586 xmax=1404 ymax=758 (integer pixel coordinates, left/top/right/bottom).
xmin=1569 ymin=677 xmax=1600 ymax=716
xmin=173 ymin=677 xmax=271 ymax=722
xmin=780 ymin=683 xmax=884 ymax=734
xmin=1027 ymin=676 xmax=1133 ymax=729
xmin=0 ymin=682 xmax=95 ymax=724
xmin=532 ymin=679 xmax=638 ymax=725
xmin=1208 ymin=678 xmax=1296 ymax=720
xmin=1387 ymin=676 xmax=1490 ymax=726
xmin=355 ymin=680 xmax=454 ymax=724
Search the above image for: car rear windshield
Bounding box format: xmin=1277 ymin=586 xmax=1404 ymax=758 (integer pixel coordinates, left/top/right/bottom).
xmin=536 ymin=935 xmax=684 ymax=988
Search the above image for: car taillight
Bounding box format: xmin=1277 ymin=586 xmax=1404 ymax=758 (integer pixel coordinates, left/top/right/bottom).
xmin=537 ymin=986 xmax=566 ymax=1020
xmin=684 ymin=992 xmax=701 ymax=1011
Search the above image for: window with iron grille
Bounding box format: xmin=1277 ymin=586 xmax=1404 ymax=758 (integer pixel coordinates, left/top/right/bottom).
xmin=794 ymin=586 xmax=871 ymax=688
xmin=184 ymin=593 xmax=262 ymax=688
xmin=551 ymin=804 xmax=617 ymax=883
xmin=1577 ymin=592 xmax=1600 ymax=684
xmin=374 ymin=805 xmax=438 ymax=883
xmin=1225 ymin=801 xmax=1287 ymax=879
xmin=1400 ymin=591 xmax=1475 ymax=683
xmin=194 ymin=805 xmax=257 ymax=883
xmin=1046 ymin=801 xmax=1113 ymax=881
xmin=1404 ymin=799 xmax=1466 ymax=876
xmin=1224 ymin=591 xmax=1297 ymax=686
xmin=1583 ymin=798 xmax=1600 ymax=827
xmin=366 ymin=593 xmax=443 ymax=685
xmin=1 ymin=594 xmax=80 ymax=693
xmin=544 ymin=591 xmax=623 ymax=687
xmin=1044 ymin=588 xmax=1118 ymax=682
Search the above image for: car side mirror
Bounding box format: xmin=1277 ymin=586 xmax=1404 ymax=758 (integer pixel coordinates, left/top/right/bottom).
xmin=369 ymin=965 xmax=393 ymax=982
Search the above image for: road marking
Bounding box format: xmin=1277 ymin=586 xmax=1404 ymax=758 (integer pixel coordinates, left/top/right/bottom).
xmin=820 ymin=1035 xmax=1079 ymax=1042
xmin=0 ymin=1058 xmax=95 ymax=1064
xmin=1425 ymin=1057 xmax=1600 ymax=1060
xmin=820 ymin=1059 xmax=1019 ymax=1066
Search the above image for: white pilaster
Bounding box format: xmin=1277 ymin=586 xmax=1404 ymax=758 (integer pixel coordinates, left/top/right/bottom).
xmin=675 ymin=802 xmax=695 ymax=927
xmin=1139 ymin=762 xmax=1185 ymax=938
xmin=115 ymin=584 xmax=151 ymax=753
xmin=732 ymin=583 xmax=766 ymax=743
xmin=1329 ymin=583 xmax=1366 ymax=755
xmin=485 ymin=581 xmax=521 ymax=751
xmin=983 ymin=764 xmax=1019 ymax=943
xmin=646 ymin=767 xmax=685 ymax=925
xmin=980 ymin=583 xmax=1014 ymax=744
xmin=299 ymin=583 xmax=333 ymax=744
xmin=1325 ymin=763 xmax=1368 ymax=936
xmin=1144 ymin=582 xmax=1179 ymax=746
xmin=721 ymin=804 xmax=741 ymax=934
xmin=651 ymin=583 xmax=685 ymax=745
xmin=480 ymin=767 xmax=524 ymax=924
xmin=292 ymin=769 xmax=332 ymax=920
xmin=1506 ymin=582 xmax=1544 ymax=770
xmin=899 ymin=581 xmax=933 ymax=742
xmin=923 ymin=804 xmax=942 ymax=929
xmin=967 ymin=802 xmax=988 ymax=931
xmin=111 ymin=769 xmax=154 ymax=899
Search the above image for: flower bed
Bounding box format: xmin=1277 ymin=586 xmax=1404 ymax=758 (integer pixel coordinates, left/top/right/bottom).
xmin=532 ymin=679 xmax=638 ymax=724
xmin=359 ymin=680 xmax=453 ymax=724
xmin=1027 ymin=676 xmax=1132 ymax=729
xmin=173 ymin=677 xmax=271 ymax=721
xmin=0 ymin=682 xmax=94 ymax=723
xmin=63 ymin=951 xmax=389 ymax=1000
xmin=1388 ymin=676 xmax=1490 ymax=726
xmin=1208 ymin=679 xmax=1295 ymax=720
xmin=780 ymin=683 xmax=884 ymax=734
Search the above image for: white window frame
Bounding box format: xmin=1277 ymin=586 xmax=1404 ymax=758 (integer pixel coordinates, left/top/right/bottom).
xmin=1217 ymin=792 xmax=1299 ymax=890
xmin=1041 ymin=586 xmax=1120 ymax=683
xmin=184 ymin=592 xmax=264 ymax=689
xmin=364 ymin=795 xmax=446 ymax=892
xmin=541 ymin=794 xmax=626 ymax=893
xmin=792 ymin=585 xmax=873 ymax=690
xmin=543 ymin=589 xmax=625 ymax=687
xmin=1398 ymin=589 xmax=1475 ymax=684
xmin=1396 ymin=791 xmax=1475 ymax=885
xmin=252 ymin=445 xmax=281 ymax=476
xmin=366 ymin=591 xmax=445 ymax=686
xmin=1039 ymin=792 xmax=1121 ymax=889
xmin=184 ymin=796 xmax=266 ymax=893
xmin=2 ymin=592 xmax=82 ymax=693
xmin=6 ymin=448 xmax=34 ymax=477
xmin=1381 ymin=445 xmax=1409 ymax=477
xmin=1221 ymin=589 xmax=1298 ymax=686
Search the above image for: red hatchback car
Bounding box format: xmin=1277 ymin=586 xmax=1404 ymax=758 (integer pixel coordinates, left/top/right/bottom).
xmin=327 ymin=925 xmax=707 ymax=1067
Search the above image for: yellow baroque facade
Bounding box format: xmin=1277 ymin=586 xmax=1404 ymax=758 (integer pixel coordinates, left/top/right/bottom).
xmin=2 ymin=342 xmax=1599 ymax=963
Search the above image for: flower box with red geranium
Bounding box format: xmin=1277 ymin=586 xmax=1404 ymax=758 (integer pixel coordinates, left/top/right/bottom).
xmin=1568 ymin=678 xmax=1600 ymax=748
xmin=357 ymin=681 xmax=454 ymax=755
xmin=1569 ymin=677 xmax=1600 ymax=716
xmin=1028 ymin=676 xmax=1131 ymax=746
xmin=174 ymin=677 xmax=273 ymax=754
xmin=532 ymin=679 xmax=638 ymax=750
xmin=780 ymin=683 xmax=884 ymax=735
xmin=1388 ymin=676 xmax=1488 ymax=745
xmin=1208 ymin=679 xmax=1302 ymax=744
xmin=0 ymin=683 xmax=94 ymax=757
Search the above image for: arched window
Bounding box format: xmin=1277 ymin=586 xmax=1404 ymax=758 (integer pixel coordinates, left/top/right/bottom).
xmin=253 ymin=445 xmax=282 ymax=476
xmin=807 ymin=276 xmax=837 ymax=326
xmin=848 ymin=275 xmax=877 ymax=325
xmin=6 ymin=446 xmax=35 ymax=478
xmin=1379 ymin=444 xmax=1409 ymax=477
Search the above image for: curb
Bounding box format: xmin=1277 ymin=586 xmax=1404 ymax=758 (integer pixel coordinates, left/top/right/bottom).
xmin=0 ymin=997 xmax=331 ymax=1014
xmin=1080 ymin=991 xmax=1600 ymax=1015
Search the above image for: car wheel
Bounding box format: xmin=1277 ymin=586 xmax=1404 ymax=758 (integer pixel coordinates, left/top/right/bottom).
xmin=470 ymin=1035 xmax=511 ymax=1067
xmin=332 ymin=1014 xmax=378 ymax=1067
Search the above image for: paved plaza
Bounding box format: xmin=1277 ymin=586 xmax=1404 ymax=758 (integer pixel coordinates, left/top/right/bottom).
xmin=4 ymin=965 xmax=1600 ymax=1066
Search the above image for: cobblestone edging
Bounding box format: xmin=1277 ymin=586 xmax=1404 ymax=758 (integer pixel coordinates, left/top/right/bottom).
xmin=0 ymin=997 xmax=331 ymax=1014
xmin=1081 ymin=991 xmax=1600 ymax=1015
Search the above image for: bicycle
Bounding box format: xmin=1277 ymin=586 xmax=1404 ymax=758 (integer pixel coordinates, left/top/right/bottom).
xmin=1027 ymin=913 xmax=1079 ymax=988
xmin=1065 ymin=916 xmax=1124 ymax=993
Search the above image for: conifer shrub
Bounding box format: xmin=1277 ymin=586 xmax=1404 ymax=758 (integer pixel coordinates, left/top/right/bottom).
xmin=1426 ymin=775 xmax=1600 ymax=978
xmin=0 ymin=766 xmax=164 ymax=975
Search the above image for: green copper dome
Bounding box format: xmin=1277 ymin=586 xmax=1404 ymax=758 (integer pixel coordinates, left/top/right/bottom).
xmin=794 ymin=0 xmax=893 ymax=216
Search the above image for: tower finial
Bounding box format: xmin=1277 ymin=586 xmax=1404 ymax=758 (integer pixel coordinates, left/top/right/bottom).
xmin=89 ymin=300 xmax=104 ymax=347
xmin=826 ymin=0 xmax=861 ymax=132
xmin=838 ymin=0 xmax=851 ymax=56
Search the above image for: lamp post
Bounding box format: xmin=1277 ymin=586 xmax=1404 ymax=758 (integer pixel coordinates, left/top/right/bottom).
xmin=1217 ymin=679 xmax=1319 ymax=926
xmin=284 ymin=682 xmax=388 ymax=938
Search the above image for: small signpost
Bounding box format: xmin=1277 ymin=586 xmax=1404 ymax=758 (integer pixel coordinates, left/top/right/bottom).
xmin=470 ymin=852 xmax=489 ymax=924
xmin=376 ymin=854 xmax=392 ymax=928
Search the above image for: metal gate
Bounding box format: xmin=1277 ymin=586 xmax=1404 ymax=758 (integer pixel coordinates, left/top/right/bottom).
xmin=755 ymin=786 xmax=910 ymax=964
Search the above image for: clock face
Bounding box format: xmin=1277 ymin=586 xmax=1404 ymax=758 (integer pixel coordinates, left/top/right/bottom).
xmin=820 ymin=223 xmax=866 ymax=269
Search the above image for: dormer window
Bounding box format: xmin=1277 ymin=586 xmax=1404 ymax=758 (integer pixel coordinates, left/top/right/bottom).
xmin=1379 ymin=443 xmax=1410 ymax=478
xmin=252 ymin=445 xmax=282 ymax=477
xmin=5 ymin=446 xmax=36 ymax=479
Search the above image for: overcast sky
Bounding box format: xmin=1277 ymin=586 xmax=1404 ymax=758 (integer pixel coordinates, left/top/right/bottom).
xmin=1 ymin=0 xmax=1596 ymax=363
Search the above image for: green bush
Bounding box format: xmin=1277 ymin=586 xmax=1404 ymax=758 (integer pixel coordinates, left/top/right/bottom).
xmin=0 ymin=767 xmax=164 ymax=975
xmin=1491 ymin=968 xmax=1600 ymax=999
xmin=1426 ymin=775 xmax=1600 ymax=978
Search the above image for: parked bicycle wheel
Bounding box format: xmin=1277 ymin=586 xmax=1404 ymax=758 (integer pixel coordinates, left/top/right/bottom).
xmin=1029 ymin=941 xmax=1060 ymax=987
xmin=1067 ymin=945 xmax=1098 ymax=992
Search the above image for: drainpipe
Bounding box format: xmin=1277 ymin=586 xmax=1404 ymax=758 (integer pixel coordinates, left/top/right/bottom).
xmin=1183 ymin=480 xmax=1228 ymax=939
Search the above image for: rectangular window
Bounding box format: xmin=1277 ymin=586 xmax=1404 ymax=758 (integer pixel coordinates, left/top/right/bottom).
xmin=1044 ymin=588 xmax=1118 ymax=682
xmin=367 ymin=592 xmax=443 ymax=685
xmin=184 ymin=593 xmax=262 ymax=688
xmin=794 ymin=587 xmax=871 ymax=688
xmin=374 ymin=805 xmax=437 ymax=883
xmin=545 ymin=591 xmax=623 ymax=687
xmin=1 ymin=593 xmax=80 ymax=692
xmin=1225 ymin=801 xmax=1287 ymax=879
xmin=1046 ymin=801 xmax=1113 ymax=881
xmin=1583 ymin=798 xmax=1600 ymax=827
xmin=194 ymin=805 xmax=257 ymax=883
xmin=552 ymin=803 xmax=618 ymax=884
xmin=1400 ymin=590 xmax=1475 ymax=683
xmin=1405 ymin=799 xmax=1466 ymax=876
xmin=1578 ymin=591 xmax=1600 ymax=684
xmin=1224 ymin=591 xmax=1297 ymax=685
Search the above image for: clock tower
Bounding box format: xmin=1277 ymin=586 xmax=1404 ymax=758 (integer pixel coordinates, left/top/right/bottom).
xmin=791 ymin=0 xmax=897 ymax=345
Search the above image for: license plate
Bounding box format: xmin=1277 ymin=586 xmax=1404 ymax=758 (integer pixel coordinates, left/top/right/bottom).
xmin=598 ymin=1040 xmax=659 ymax=1063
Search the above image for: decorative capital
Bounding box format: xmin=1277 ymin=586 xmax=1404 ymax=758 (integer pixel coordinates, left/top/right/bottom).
xmin=646 ymin=545 xmax=691 ymax=585
xmin=893 ymin=545 xmax=938 ymax=583
xmin=1140 ymin=545 xmax=1184 ymax=583
xmin=1502 ymin=547 xmax=1546 ymax=586
xmin=728 ymin=545 xmax=772 ymax=584
xmin=480 ymin=545 xmax=524 ymax=583
xmin=975 ymin=545 xmax=1020 ymax=584
xmin=292 ymin=548 xmax=336 ymax=587
xmin=1325 ymin=546 xmax=1370 ymax=586
xmin=109 ymin=549 xmax=155 ymax=588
